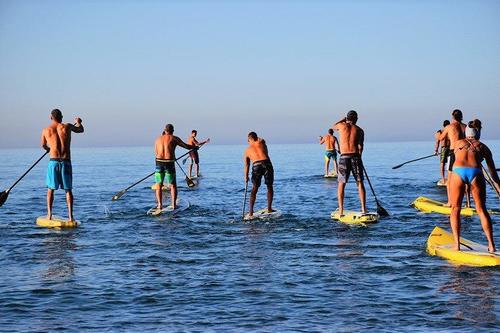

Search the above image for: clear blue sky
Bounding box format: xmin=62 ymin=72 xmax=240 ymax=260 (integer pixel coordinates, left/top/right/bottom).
xmin=0 ymin=0 xmax=499 ymax=148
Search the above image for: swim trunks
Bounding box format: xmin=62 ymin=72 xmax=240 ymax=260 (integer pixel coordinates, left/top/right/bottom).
xmin=338 ymin=154 xmax=364 ymax=183
xmin=46 ymin=159 xmax=72 ymax=190
xmin=252 ymin=159 xmax=274 ymax=187
xmin=440 ymin=147 xmax=450 ymax=163
xmin=155 ymin=159 xmax=176 ymax=185
xmin=453 ymin=167 xmax=482 ymax=185
xmin=189 ymin=150 xmax=200 ymax=164
xmin=324 ymin=150 xmax=337 ymax=161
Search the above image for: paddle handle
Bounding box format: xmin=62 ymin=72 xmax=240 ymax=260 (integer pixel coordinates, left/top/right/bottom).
xmin=8 ymin=151 xmax=49 ymax=192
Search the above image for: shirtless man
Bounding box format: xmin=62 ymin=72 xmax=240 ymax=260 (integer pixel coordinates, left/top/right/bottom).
xmin=243 ymin=132 xmax=274 ymax=218
xmin=434 ymin=120 xmax=451 ymax=184
xmin=154 ymin=124 xmax=198 ymax=210
xmin=187 ymin=130 xmax=210 ymax=178
xmin=448 ymin=123 xmax=500 ymax=252
xmin=319 ymin=128 xmax=340 ymax=176
xmin=438 ymin=109 xmax=467 ymax=206
xmin=333 ymin=110 xmax=366 ymax=216
xmin=41 ymin=109 xmax=84 ymax=221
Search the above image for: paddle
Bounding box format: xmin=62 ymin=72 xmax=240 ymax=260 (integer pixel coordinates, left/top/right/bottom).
xmin=392 ymin=153 xmax=437 ymax=170
xmin=242 ymin=180 xmax=248 ymax=220
xmin=0 ymin=151 xmax=49 ymax=207
xmin=481 ymin=165 xmax=500 ymax=202
xmin=175 ymin=160 xmax=196 ymax=188
xmin=111 ymin=149 xmax=195 ymax=201
xmin=362 ymin=165 xmax=389 ymax=217
xmin=182 ymin=139 xmax=210 ymax=165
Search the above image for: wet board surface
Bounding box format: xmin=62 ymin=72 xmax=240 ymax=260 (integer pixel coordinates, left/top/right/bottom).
xmin=36 ymin=216 xmax=81 ymax=228
xmin=147 ymin=199 xmax=190 ymax=216
xmin=330 ymin=210 xmax=379 ymax=224
xmin=323 ymin=171 xmax=338 ymax=178
xmin=244 ymin=209 xmax=282 ymax=221
xmin=427 ymin=226 xmax=500 ymax=266
xmin=412 ymin=196 xmax=500 ymax=216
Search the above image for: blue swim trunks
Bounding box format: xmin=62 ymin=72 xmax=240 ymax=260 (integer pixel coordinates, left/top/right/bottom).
xmin=324 ymin=150 xmax=337 ymax=160
xmin=46 ymin=159 xmax=72 ymax=190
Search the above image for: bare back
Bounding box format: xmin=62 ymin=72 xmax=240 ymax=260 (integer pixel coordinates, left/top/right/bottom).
xmin=441 ymin=122 xmax=465 ymax=150
xmin=453 ymin=138 xmax=485 ymax=168
xmin=42 ymin=123 xmax=73 ymax=159
xmin=320 ymin=134 xmax=336 ymax=151
xmin=156 ymin=134 xmax=194 ymax=160
xmin=245 ymin=139 xmax=270 ymax=162
xmin=334 ymin=123 xmax=364 ymax=155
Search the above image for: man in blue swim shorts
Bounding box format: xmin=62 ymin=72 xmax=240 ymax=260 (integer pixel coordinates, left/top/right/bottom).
xmin=41 ymin=109 xmax=84 ymax=221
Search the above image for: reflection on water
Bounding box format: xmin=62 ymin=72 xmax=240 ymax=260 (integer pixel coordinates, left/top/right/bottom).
xmin=441 ymin=267 xmax=497 ymax=325
xmin=39 ymin=231 xmax=77 ymax=281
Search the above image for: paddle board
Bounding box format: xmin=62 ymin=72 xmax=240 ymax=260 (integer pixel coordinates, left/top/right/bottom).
xmin=412 ymin=196 xmax=500 ymax=216
xmin=436 ymin=180 xmax=447 ymax=187
xmin=323 ymin=171 xmax=338 ymax=178
xmin=147 ymin=198 xmax=190 ymax=216
xmin=36 ymin=216 xmax=80 ymax=228
xmin=427 ymin=226 xmax=500 ymax=266
xmin=330 ymin=209 xmax=379 ymax=224
xmin=244 ymin=209 xmax=282 ymax=221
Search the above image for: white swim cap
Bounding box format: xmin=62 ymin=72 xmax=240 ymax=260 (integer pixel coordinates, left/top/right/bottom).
xmin=465 ymin=126 xmax=477 ymax=138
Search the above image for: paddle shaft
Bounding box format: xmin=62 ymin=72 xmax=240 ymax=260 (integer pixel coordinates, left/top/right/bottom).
xmin=7 ymin=151 xmax=48 ymax=192
xmin=392 ymin=153 xmax=436 ymax=169
xmin=242 ymin=181 xmax=248 ymax=219
xmin=362 ymin=165 xmax=381 ymax=205
xmin=175 ymin=159 xmax=195 ymax=187
xmin=481 ymin=165 xmax=500 ymax=201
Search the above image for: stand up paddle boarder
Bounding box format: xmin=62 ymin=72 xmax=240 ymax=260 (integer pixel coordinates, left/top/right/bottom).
xmin=154 ymin=124 xmax=198 ymax=211
xmin=319 ymin=128 xmax=340 ymax=176
xmin=243 ymin=132 xmax=275 ymax=219
xmin=41 ymin=109 xmax=84 ymax=221
xmin=435 ymin=120 xmax=450 ymax=185
xmin=448 ymin=123 xmax=500 ymax=252
xmin=187 ymin=130 xmax=210 ymax=178
xmin=333 ymin=110 xmax=366 ymax=216
xmin=438 ymin=109 xmax=467 ymax=206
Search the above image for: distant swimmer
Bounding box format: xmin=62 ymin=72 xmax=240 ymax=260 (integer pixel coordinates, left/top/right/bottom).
xmin=154 ymin=124 xmax=198 ymax=210
xmin=187 ymin=130 xmax=210 ymax=178
xmin=448 ymin=123 xmax=500 ymax=252
xmin=319 ymin=128 xmax=340 ymax=176
xmin=438 ymin=109 xmax=467 ymax=206
xmin=243 ymin=132 xmax=274 ymax=218
xmin=333 ymin=110 xmax=366 ymax=216
xmin=41 ymin=109 xmax=84 ymax=221
xmin=435 ymin=120 xmax=451 ymax=185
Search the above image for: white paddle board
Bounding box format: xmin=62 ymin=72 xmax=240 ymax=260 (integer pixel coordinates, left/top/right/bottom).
xmin=244 ymin=208 xmax=282 ymax=221
xmin=147 ymin=198 xmax=190 ymax=216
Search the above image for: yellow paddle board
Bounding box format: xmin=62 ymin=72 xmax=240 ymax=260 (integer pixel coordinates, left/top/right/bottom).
xmin=36 ymin=216 xmax=80 ymax=228
xmin=427 ymin=226 xmax=500 ymax=266
xmin=330 ymin=209 xmax=379 ymax=224
xmin=412 ymin=196 xmax=500 ymax=216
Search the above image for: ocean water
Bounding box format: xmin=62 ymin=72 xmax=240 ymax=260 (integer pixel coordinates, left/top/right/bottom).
xmin=0 ymin=141 xmax=499 ymax=332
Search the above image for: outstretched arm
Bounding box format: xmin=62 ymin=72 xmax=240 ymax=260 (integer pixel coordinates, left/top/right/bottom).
xmin=434 ymin=131 xmax=441 ymax=154
xmin=333 ymin=117 xmax=347 ymax=131
xmin=319 ymin=136 xmax=325 ymax=144
xmin=175 ymin=136 xmax=198 ymax=150
xmin=70 ymin=117 xmax=84 ymax=133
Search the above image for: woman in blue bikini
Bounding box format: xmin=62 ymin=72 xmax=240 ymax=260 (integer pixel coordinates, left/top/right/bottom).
xmin=448 ymin=122 xmax=500 ymax=253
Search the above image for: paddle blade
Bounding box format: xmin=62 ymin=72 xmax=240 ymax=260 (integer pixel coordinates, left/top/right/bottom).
xmin=392 ymin=164 xmax=403 ymax=170
xmin=377 ymin=204 xmax=390 ymax=217
xmin=112 ymin=190 xmax=126 ymax=201
xmin=0 ymin=190 xmax=9 ymax=207
xmin=182 ymin=157 xmax=189 ymax=165
xmin=186 ymin=177 xmax=196 ymax=188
